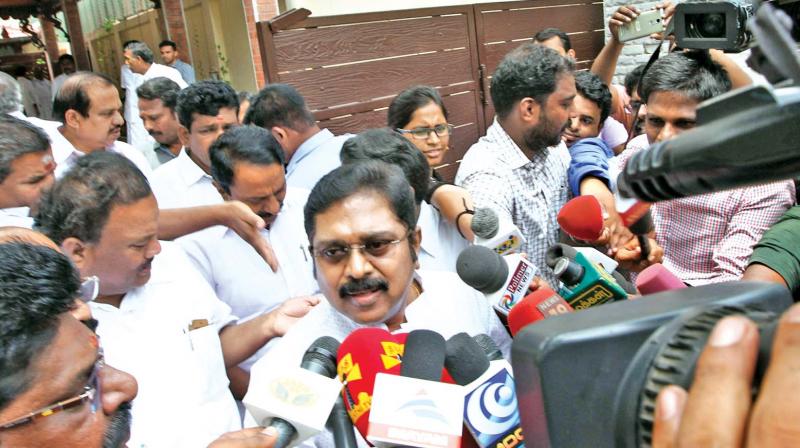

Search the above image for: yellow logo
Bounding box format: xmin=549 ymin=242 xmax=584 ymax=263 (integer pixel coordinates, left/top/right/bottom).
xmin=269 ymin=377 xmax=318 ymax=407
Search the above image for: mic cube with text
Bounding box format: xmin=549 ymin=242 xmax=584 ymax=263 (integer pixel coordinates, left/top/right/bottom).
xmin=244 ymin=366 xmax=343 ymax=445
xmin=493 ymin=255 xmax=538 ymax=316
xmin=368 ymin=373 xmax=464 ymax=448
xmin=463 ymin=361 xmax=524 ymax=448
xmin=475 ymin=227 xmax=526 ymax=256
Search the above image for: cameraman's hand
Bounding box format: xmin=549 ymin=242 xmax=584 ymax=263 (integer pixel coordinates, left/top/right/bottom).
xmin=609 ymin=5 xmax=641 ymax=42
xmin=652 ymin=303 xmax=800 ymax=447
xmin=208 ymin=427 xmax=278 ymax=447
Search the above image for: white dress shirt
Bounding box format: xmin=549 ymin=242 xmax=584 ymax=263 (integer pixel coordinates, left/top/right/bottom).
xmin=178 ymin=187 xmax=318 ymax=370
xmin=143 ymin=63 xmax=188 ymax=88
xmin=286 ymin=129 xmax=352 ymax=190
xmin=417 ymin=201 xmax=470 ymax=272
xmin=39 ymin=120 xmax=153 ymax=180
xmin=121 ymin=65 xmax=153 ymax=152
xmin=0 ymin=207 xmax=33 ymax=228
xmin=90 ymin=242 xmax=241 ymax=448
xmin=456 ymin=119 xmax=571 ymax=286
xmin=150 ymin=149 xmax=222 ymax=209
xmin=247 ymin=269 xmax=512 ymax=448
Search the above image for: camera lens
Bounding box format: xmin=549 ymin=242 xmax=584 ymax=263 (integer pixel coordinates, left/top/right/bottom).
xmin=686 ymin=12 xmax=727 ymax=38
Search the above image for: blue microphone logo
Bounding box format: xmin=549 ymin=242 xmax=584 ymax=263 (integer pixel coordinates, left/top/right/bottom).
xmin=464 ymin=369 xmax=524 ymax=447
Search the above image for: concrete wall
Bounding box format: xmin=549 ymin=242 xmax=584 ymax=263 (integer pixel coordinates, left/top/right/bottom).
xmin=602 ymin=0 xmax=669 ymax=85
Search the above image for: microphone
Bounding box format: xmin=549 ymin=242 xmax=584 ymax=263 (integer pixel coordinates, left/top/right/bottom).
xmin=473 ymin=334 xmax=504 ymax=361
xmin=244 ymin=336 xmax=345 ymax=448
xmin=627 ymin=210 xmax=653 ymax=260
xmin=456 ymin=245 xmax=539 ymax=315
xmin=507 ymin=287 xmax=573 ymax=336
xmin=445 ymin=334 xmax=524 ymax=448
xmin=368 ymin=330 xmax=464 ymax=447
xmin=617 ymin=84 xmax=800 ymax=203
xmin=558 ymin=195 xmax=605 ymax=241
xmin=336 ymin=328 xmax=406 ymax=438
xmin=635 ymin=263 xmax=687 ymax=295
xmin=546 ymin=244 xmax=628 ymax=310
xmin=471 ymin=207 xmax=527 ymax=255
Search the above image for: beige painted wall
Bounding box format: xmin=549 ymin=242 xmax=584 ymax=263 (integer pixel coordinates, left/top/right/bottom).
xmin=283 ymin=0 xmax=515 ymax=16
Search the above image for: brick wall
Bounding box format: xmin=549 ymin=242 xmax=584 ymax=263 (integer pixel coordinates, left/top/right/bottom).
xmin=602 ymin=0 xmax=669 ymax=85
xmin=243 ymin=0 xmax=280 ymax=87
xmin=162 ymin=0 xmax=193 ymax=64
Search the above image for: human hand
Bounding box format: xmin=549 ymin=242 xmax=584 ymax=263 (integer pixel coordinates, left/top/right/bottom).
xmin=267 ymin=294 xmax=321 ymax=337
xmin=222 ymin=201 xmax=279 ymax=272
xmin=650 ymin=1 xmax=676 ymax=40
xmin=609 ymin=5 xmax=641 ymax=42
xmin=208 ymin=427 xmax=278 ymax=448
xmin=614 ymin=236 xmax=663 ymax=272
xmin=652 ymin=303 xmax=800 ymax=447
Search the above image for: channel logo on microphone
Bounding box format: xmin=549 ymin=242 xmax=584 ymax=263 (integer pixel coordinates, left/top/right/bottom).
xmin=464 ymin=369 xmax=524 ymax=447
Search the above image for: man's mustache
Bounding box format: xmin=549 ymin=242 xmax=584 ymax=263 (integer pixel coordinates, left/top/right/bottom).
xmin=339 ymin=277 xmax=389 ymax=297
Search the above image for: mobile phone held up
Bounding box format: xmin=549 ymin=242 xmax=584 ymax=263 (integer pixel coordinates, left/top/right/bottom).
xmin=618 ymin=9 xmax=665 ymax=42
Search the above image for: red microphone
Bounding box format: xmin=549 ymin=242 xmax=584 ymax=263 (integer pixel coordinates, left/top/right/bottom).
xmin=507 ymin=287 xmax=573 ymax=336
xmin=336 ymin=328 xmax=406 ymax=439
xmin=635 ymin=263 xmax=687 ymax=295
xmin=558 ymin=195 xmax=605 ymax=241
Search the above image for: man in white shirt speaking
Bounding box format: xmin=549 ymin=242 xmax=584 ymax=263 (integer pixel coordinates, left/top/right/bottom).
xmin=179 ymin=125 xmax=320 ymax=397
xmin=34 ymin=151 xmax=309 ymax=447
xmin=247 ymin=161 xmax=511 ymax=447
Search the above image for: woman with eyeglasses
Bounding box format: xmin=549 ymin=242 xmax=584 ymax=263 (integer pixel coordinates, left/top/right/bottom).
xmin=388 ymin=86 xmax=477 ymax=241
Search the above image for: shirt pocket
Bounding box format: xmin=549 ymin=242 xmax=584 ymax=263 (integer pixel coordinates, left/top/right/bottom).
xmin=187 ymin=324 xmax=230 ymax=398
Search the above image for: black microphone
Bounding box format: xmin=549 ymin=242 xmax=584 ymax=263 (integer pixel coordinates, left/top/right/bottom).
xmin=617 ymin=84 xmax=800 ymax=203
xmin=628 ymin=211 xmax=653 ymax=260
xmin=401 ymin=329 xmax=447 ymax=381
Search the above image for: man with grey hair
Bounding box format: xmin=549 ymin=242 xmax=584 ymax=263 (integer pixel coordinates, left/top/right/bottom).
xmin=122 ymin=41 xmax=186 ymax=152
xmin=0 ymin=72 xmax=23 ymax=118
xmin=123 ymin=41 xmax=186 ymax=88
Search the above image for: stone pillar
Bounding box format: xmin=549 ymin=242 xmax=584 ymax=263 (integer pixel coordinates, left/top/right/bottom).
xmin=60 ymin=0 xmax=90 ymax=70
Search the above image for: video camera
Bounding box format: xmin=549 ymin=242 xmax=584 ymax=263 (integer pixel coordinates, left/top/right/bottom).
xmin=672 ymin=0 xmax=799 ymax=52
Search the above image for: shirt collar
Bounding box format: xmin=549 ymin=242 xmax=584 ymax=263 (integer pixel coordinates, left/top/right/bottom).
xmin=176 ymin=149 xmax=212 ymax=188
xmin=287 ymin=129 xmax=333 ymax=173
xmin=416 ymin=202 xmax=442 ymax=261
xmin=486 ymin=118 xmax=533 ymax=170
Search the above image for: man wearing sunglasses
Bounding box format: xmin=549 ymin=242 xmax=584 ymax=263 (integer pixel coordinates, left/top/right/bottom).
xmin=247 ymin=161 xmax=510 ymax=447
xmin=244 ymin=83 xmax=352 ymax=191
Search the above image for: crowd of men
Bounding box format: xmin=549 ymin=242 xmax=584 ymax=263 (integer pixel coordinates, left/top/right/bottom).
xmin=2 ymin=5 xmax=800 ymax=447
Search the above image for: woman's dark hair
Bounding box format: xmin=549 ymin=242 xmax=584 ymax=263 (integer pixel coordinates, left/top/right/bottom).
xmin=387 ymin=85 xmax=448 ymax=130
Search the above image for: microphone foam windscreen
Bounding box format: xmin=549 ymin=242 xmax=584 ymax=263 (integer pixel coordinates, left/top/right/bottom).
xmin=456 ymin=245 xmax=508 ymax=294
xmin=444 ymin=333 xmax=490 ymax=385
xmin=507 ymin=287 xmax=572 ymax=336
xmin=471 ymin=207 xmax=500 ymax=239
xmin=401 ymin=329 xmax=446 ymax=381
xmin=337 ymin=328 xmax=406 ymax=438
xmin=557 ymin=195 xmax=604 ymax=241
xmin=636 ymin=263 xmax=687 ymax=295
xmin=472 ymin=334 xmax=504 ymax=361
xmin=301 ymin=336 xmax=340 ymax=378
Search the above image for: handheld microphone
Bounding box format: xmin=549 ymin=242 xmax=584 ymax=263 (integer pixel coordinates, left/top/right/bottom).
xmin=546 ymin=244 xmax=628 ymax=310
xmin=445 ymin=334 xmax=524 ymax=448
xmin=627 ymin=210 xmax=653 ymax=260
xmin=244 ymin=336 xmax=344 ymax=448
xmin=471 ymin=208 xmax=526 ymax=255
xmin=507 ymin=287 xmax=573 ymax=336
xmin=635 ymin=263 xmax=687 ymax=295
xmin=456 ymin=245 xmax=538 ymax=315
xmin=336 ymin=328 xmax=406 ymax=438
xmin=473 ymin=334 xmax=504 ymax=361
xmin=368 ymin=330 xmax=464 ymax=448
xmin=617 ymin=84 xmax=800 ymax=203
xmin=558 ymin=195 xmax=605 ymax=241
